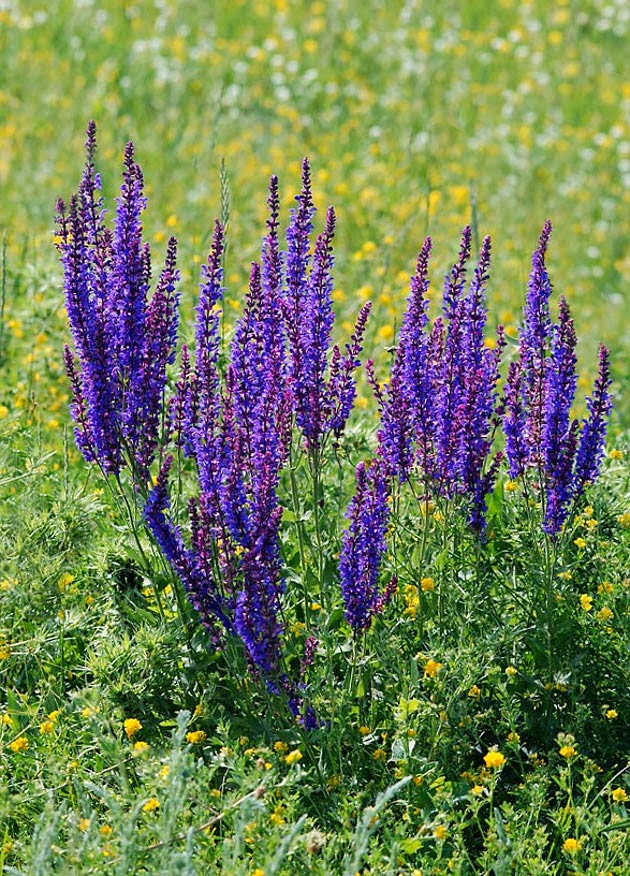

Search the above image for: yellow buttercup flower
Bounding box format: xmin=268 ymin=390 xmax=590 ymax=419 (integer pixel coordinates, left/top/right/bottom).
xmin=562 ymin=837 xmax=582 ymax=853
xmin=186 ymin=730 xmax=206 ymax=744
xmin=611 ymin=787 xmax=628 ymax=803
xmin=483 ymin=749 xmax=506 ymax=769
xmin=124 ymin=718 xmax=142 ymax=739
xmin=9 ymin=736 xmax=28 ymax=753
xmin=424 ymin=659 xmax=442 ymax=678
xmin=559 ymin=744 xmax=577 ymax=759
xmin=284 ymin=749 xmax=303 ymax=766
xmin=142 ymin=797 xmax=160 ymax=813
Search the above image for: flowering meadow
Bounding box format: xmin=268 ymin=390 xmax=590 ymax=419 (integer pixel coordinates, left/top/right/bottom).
xmin=1 ymin=2 xmax=629 ymax=874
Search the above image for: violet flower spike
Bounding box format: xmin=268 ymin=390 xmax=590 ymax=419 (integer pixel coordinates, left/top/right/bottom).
xmin=573 ymin=344 xmax=613 ymax=492
xmin=339 ymin=458 xmax=391 ymax=633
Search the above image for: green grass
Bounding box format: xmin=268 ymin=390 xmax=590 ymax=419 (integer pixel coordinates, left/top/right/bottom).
xmin=0 ymin=0 xmax=629 ymax=873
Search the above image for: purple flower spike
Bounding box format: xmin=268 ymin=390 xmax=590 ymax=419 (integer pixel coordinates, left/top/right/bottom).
xmin=573 ymin=345 xmax=613 ymax=490
xmin=58 ymin=123 xmax=182 ymax=477
xmin=339 ymin=458 xmax=391 ymax=633
xmin=519 ymin=220 xmax=554 ymax=462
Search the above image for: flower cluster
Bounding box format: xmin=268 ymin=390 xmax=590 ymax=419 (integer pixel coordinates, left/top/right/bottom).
xmin=60 ymin=125 xmax=614 ymax=693
xmin=369 ymin=228 xmax=505 ymax=531
xmin=57 ymin=122 xmax=180 ymax=480
xmin=60 ymin=126 xmax=370 ymax=691
xmin=503 ymin=222 xmax=613 ymax=534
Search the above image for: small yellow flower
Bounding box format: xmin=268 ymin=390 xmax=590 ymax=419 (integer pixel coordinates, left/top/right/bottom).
xmin=78 ymin=818 xmax=90 ymax=832
xmin=252 ymin=869 xmax=265 ymax=876
xmin=505 ymin=665 xmax=517 ymax=677
xmin=81 ymin=706 xmax=95 ymax=719
xmin=1 ymin=714 xmax=13 ymax=726
xmin=273 ymin=740 xmax=288 ymax=752
xmin=605 ymin=709 xmax=618 ymax=720
xmin=483 ymin=749 xmax=506 ymax=769
xmin=378 ymin=324 xmax=394 ymax=342
xmin=186 ymin=730 xmax=206 ymax=745
xmin=359 ymin=725 xmax=370 ymax=735
xmin=504 ymin=480 xmax=518 ymax=492
xmin=471 ymin=784 xmax=484 ymax=796
xmin=9 ymin=736 xmax=28 ymax=753
xmin=612 ymin=787 xmax=628 ymax=803
xmin=420 ymin=577 xmax=435 ymax=592
xmin=58 ymin=572 xmax=75 ymax=590
xmin=133 ymin=741 xmax=150 ymax=753
xmin=598 ymin=580 xmax=614 ymax=594
xmin=433 ymin=824 xmax=447 ymax=840
xmin=39 ymin=721 xmax=55 ymax=735
xmin=124 ymin=718 xmax=142 ymax=739
xmin=468 ymin=685 xmax=481 ymax=699
xmin=424 ymin=659 xmax=443 ymax=678
xmin=574 ymin=537 xmax=587 ymax=550
xmin=557 ymin=570 xmax=572 ymax=580
xmin=562 ymin=837 xmax=582 ymax=853
xmin=166 ymin=214 xmax=178 ymax=228
xmin=142 ymin=797 xmax=160 ymax=813
xmin=159 ymin=765 xmax=170 ymax=779
xmin=609 ymin=448 xmax=623 ymax=460
xmin=47 ymin=710 xmax=62 ymax=723
xmin=284 ymin=749 xmax=303 ymax=766
xmin=559 ymin=744 xmax=577 ymax=759
xmin=373 ymin=748 xmax=386 ymax=761
xmin=617 ymin=512 xmax=630 ymax=528
xmin=507 ymin=731 xmax=520 ymax=743
xmin=596 ymin=606 xmax=613 ymax=621
xmin=579 ymin=594 xmax=593 ymax=611
xmin=99 ymin=825 xmax=113 ymax=837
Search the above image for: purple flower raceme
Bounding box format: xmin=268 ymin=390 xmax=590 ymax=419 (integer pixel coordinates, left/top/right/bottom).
xmin=371 ymin=229 xmax=505 ymax=531
xmin=58 ymin=122 xmax=180 ymax=480
xmin=503 ymin=223 xmax=614 ymax=535
xmin=282 ymin=160 xmax=370 ymax=450
xmin=339 ymin=458 xmax=394 ymax=633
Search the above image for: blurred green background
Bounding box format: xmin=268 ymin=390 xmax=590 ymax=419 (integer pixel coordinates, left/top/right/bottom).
xmin=1 ymin=0 xmax=628 ymax=425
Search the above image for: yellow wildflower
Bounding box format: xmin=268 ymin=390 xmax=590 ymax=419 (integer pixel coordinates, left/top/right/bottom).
xmin=433 ymin=824 xmax=447 ymax=840
xmin=574 ymin=537 xmax=587 ymax=550
xmin=611 ymin=787 xmax=628 ymax=803
xmin=359 ymin=725 xmax=370 ymax=735
xmin=483 ymin=749 xmax=506 ymax=769
xmin=424 ymin=659 xmax=442 ymax=678
xmin=186 ymin=730 xmax=206 ymax=744
xmin=284 ymin=749 xmax=303 ymax=766
xmin=596 ymin=607 xmax=613 ymax=621
xmin=142 ymin=797 xmax=160 ymax=813
xmin=124 ymin=718 xmax=142 ymax=739
xmin=468 ymin=685 xmax=481 ymax=699
xmin=562 ymin=837 xmax=582 ymax=853
xmin=9 ymin=736 xmax=28 ymax=753
xmin=420 ymin=577 xmax=435 ymax=592
xmin=133 ymin=741 xmax=150 ymax=753
xmin=559 ymin=744 xmax=577 ymax=759
xmin=579 ymin=594 xmax=593 ymax=611
xmin=609 ymin=448 xmax=623 ymax=460
xmin=605 ymin=709 xmax=618 ymax=719
xmin=273 ymin=740 xmax=288 ymax=752
xmin=505 ymin=665 xmax=517 ymax=677
xmin=78 ymin=818 xmax=90 ymax=832
xmin=99 ymin=825 xmax=113 ymax=837
xmin=39 ymin=721 xmax=54 ymax=735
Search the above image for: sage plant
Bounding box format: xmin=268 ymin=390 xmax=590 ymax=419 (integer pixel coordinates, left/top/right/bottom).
xmin=503 ymin=222 xmax=613 ymax=535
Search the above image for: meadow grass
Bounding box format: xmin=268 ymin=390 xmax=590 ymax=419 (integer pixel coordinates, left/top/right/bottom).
xmin=1 ymin=1 xmax=629 ymax=873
